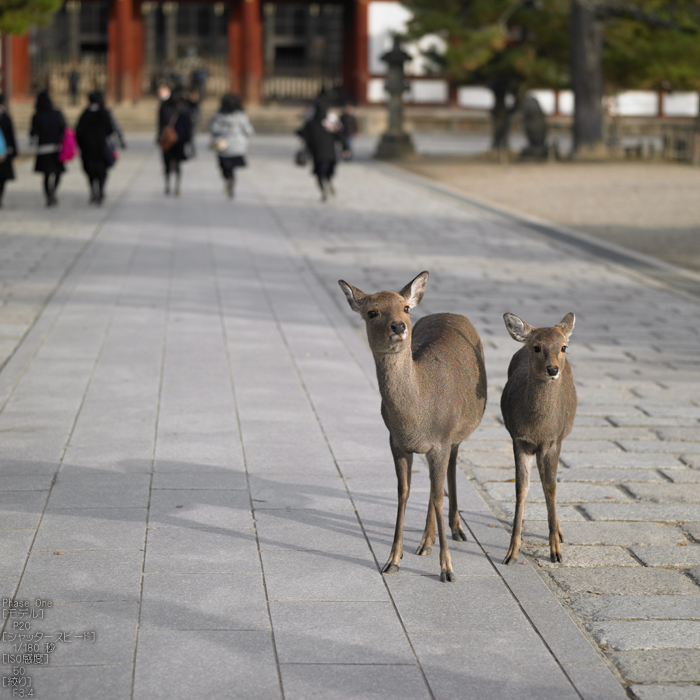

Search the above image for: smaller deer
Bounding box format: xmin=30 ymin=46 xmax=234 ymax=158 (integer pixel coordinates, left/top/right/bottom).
xmin=500 ymin=313 xmax=577 ymax=566
xmin=338 ymin=271 xmax=487 ymax=582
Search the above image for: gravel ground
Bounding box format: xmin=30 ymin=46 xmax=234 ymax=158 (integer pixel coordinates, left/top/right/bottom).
xmin=397 ymin=158 xmax=700 ymax=272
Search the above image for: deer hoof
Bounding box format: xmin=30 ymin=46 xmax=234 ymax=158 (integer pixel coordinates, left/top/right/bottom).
xmin=502 ymin=554 xmax=518 ymax=566
xmin=382 ymin=562 xmax=400 ymax=574
xmin=440 ymin=570 xmax=456 ymax=583
xmin=452 ymin=528 xmax=467 ymax=542
xmin=550 ymin=551 xmax=563 ymax=564
xmin=415 ymin=544 xmax=432 ymax=557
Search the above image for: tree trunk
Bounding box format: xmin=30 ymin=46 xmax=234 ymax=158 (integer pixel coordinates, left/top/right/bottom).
xmin=570 ymin=0 xmax=603 ymax=153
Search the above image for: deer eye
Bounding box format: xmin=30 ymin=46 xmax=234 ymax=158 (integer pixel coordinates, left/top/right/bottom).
xmin=404 ymin=306 xmax=410 ymax=313
xmin=562 ymin=346 xmax=567 ymax=353
xmin=533 ymin=346 xmax=541 ymax=353
xmin=367 ymin=310 xmax=378 ymax=319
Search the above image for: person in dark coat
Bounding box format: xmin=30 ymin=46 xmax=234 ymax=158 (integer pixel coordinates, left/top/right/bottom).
xmin=75 ymin=91 xmax=114 ymax=205
xmin=158 ymin=87 xmax=192 ymax=196
xmin=30 ymin=90 xmax=66 ymax=207
xmin=340 ymin=102 xmax=358 ymax=161
xmin=0 ymin=94 xmax=17 ymax=208
xmin=297 ymin=101 xmax=348 ymax=202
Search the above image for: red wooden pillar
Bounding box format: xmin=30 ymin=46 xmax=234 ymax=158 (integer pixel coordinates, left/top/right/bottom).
xmin=10 ymin=35 xmax=32 ymax=101
xmin=108 ymin=0 xmax=142 ymax=102
xmin=228 ymin=2 xmax=243 ymax=94
xmin=353 ymin=0 xmax=368 ymax=105
xmin=241 ymin=0 xmax=263 ymax=105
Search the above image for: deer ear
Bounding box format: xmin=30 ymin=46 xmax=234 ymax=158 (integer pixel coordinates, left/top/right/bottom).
xmin=557 ymin=312 xmax=575 ymax=339
xmin=503 ymin=313 xmax=533 ymax=343
xmin=338 ymin=280 xmax=366 ymax=313
xmin=399 ymin=271 xmax=429 ymax=308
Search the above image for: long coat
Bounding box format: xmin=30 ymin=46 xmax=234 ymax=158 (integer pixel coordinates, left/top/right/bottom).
xmin=76 ymin=106 xmax=114 ymax=178
xmin=0 ymin=110 xmax=17 ymax=183
xmin=158 ymin=99 xmax=192 ymax=163
xmin=31 ymin=110 xmax=66 ymax=175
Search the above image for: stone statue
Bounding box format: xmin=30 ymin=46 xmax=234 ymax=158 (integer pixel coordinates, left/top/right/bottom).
xmin=374 ymin=37 xmax=415 ymax=159
xmin=520 ymin=95 xmax=549 ymax=160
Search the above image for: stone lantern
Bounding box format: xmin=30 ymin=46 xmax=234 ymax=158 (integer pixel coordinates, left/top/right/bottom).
xmin=374 ymin=37 xmax=416 ymax=159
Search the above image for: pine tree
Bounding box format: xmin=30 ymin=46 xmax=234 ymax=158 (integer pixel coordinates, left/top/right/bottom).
xmin=0 ymin=0 xmax=62 ymax=35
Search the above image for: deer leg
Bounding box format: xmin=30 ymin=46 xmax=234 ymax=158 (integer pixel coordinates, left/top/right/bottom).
xmin=503 ymin=445 xmax=532 ymax=565
xmin=416 ymin=485 xmax=436 ymax=557
xmin=427 ymin=447 xmax=454 ymax=582
xmin=537 ymin=446 xmax=563 ymax=563
xmin=382 ymin=440 xmax=413 ymax=574
xmin=448 ymin=444 xmax=467 ymax=542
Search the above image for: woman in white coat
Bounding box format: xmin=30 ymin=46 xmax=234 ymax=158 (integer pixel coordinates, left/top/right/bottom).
xmin=209 ymin=93 xmax=254 ymax=199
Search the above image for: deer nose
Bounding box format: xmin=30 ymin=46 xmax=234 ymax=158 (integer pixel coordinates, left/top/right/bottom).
xmin=391 ymin=321 xmax=406 ymax=335
xmin=546 ymin=366 xmax=559 ymax=376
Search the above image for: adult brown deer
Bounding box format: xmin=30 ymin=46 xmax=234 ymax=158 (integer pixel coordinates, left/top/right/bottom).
xmin=338 ymin=271 xmax=487 ymax=582
xmin=500 ymin=312 xmax=577 ymax=566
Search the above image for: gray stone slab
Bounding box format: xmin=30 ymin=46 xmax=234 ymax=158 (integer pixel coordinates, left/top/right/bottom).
xmin=344 ymin=471 xmax=432 ymax=493
xmin=497 ymin=502 xmax=586 ymax=522
xmin=609 ymin=650 xmax=700 ymax=683
xmin=618 ymin=440 xmax=700 ymax=454
xmin=520 ymin=601 xmax=605 ymax=666
xmin=133 ymin=630 xmax=280 ymax=700
xmin=0 ymin=665 xmax=133 ymax=700
xmin=562 ymin=663 xmax=629 ymax=700
xmin=409 ymin=632 xmax=581 ymax=700
xmin=148 ymin=489 xmax=254 ymax=529
xmin=0 ymin=474 xmax=55 ymax=490
xmin=248 ymin=474 xmax=353 ymax=510
xmin=269 ymin=600 xmax=414 ymax=664
xmin=685 ymin=524 xmax=700 ymax=542
xmin=32 ymin=508 xmax=147 ymax=551
xmin=0 ymin=491 xmax=49 ymax=528
xmin=561 ymin=468 xmax=663 ymax=482
xmin=279 ymin=665 xmax=429 ymax=700
xmin=364 ymin=527 xmax=496 ymax=577
xmin=385 ymin=575 xmax=533 ymax=634
xmin=151 ymin=470 xmax=248 ymax=490
xmin=17 ymin=550 xmax=144 ymax=601
xmin=562 ymin=453 xmax=684 ymax=468
xmin=548 ymin=568 xmax=699 ymax=596
xmin=661 ymin=469 xmax=700 ymax=483
xmin=47 ymin=473 xmax=151 ymax=509
xmin=261 ymin=549 xmax=389 ymax=601
xmin=485 ymin=481 xmax=628 ymax=503
xmin=630 ymin=686 xmax=700 ymax=700
xmin=144 ymin=526 xmax=259 ymax=574
xmin=522 ymin=521 xmax=686 ymax=546
xmin=139 ymin=573 xmax=269 ymax=630
xmin=631 ymin=545 xmax=700 ymax=567
xmin=571 ymin=595 xmax=700 ymax=621
xmin=0 ymin=529 xmax=34 ymax=576
xmin=152 ymin=458 xmax=245 ymax=473
xmin=462 ymin=451 xmax=515 ymax=467
xmin=586 ymin=620 xmax=700 ymax=650
xmin=254 ymin=509 xmax=369 ymax=553
xmin=582 ymin=504 xmax=700 ymax=522
xmin=529 ymin=545 xmax=639 ymax=568
xmin=626 ymin=482 xmax=700 ymax=503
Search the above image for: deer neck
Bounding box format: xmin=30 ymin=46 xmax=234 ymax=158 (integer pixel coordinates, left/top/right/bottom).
xmin=374 ymin=346 xmax=420 ymax=422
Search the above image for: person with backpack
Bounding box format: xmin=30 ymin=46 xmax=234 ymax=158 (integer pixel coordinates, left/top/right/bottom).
xmin=30 ymin=90 xmax=66 ymax=207
xmin=75 ymin=90 xmax=114 ymax=205
xmin=158 ymin=87 xmax=192 ymax=197
xmin=0 ymin=94 xmax=17 ymax=209
xmin=297 ymin=100 xmax=348 ymax=202
xmin=208 ymin=93 xmax=254 ymax=199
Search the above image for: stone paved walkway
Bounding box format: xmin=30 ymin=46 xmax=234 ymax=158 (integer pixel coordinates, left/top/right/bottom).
xmin=0 ymin=135 xmax=698 ymax=700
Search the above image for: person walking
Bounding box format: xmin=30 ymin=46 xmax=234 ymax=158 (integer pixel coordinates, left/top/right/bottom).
xmin=297 ymin=101 xmax=348 ymax=202
xmin=208 ymin=93 xmax=254 ymax=200
xmin=75 ymin=91 xmax=114 ymax=205
xmin=30 ymin=90 xmax=66 ymax=207
xmin=0 ymin=94 xmax=18 ymax=208
xmin=158 ymin=87 xmax=192 ymax=197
